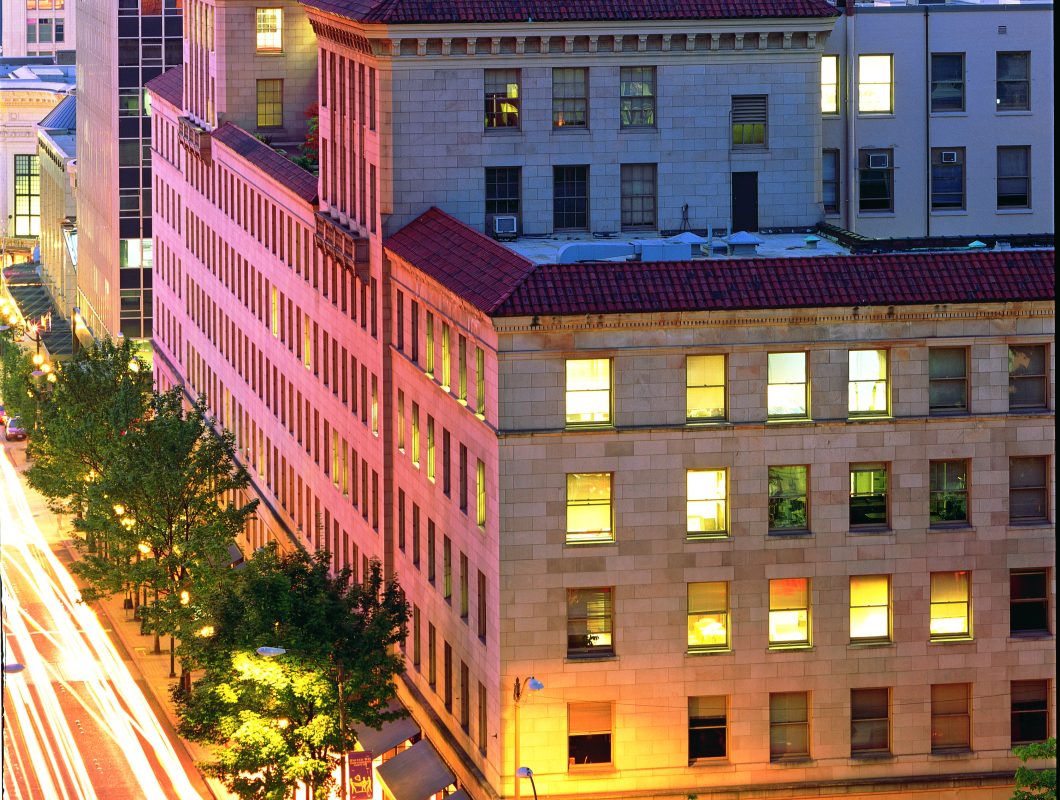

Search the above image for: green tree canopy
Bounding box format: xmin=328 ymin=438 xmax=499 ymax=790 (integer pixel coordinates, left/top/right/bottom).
xmin=1013 ymin=738 xmax=1057 ymax=800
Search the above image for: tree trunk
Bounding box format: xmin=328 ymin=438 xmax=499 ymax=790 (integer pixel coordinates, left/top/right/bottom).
xmin=152 ymin=590 xmax=161 ymax=654
xmin=169 ymin=636 xmax=176 ymax=678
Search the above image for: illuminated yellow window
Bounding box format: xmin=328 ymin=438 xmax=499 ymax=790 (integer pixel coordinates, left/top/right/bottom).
xmin=930 ymin=571 xmax=971 ymax=640
xmin=341 ymin=444 xmax=349 ymax=497
xmin=270 ymin=286 xmax=279 ymax=337
xmin=767 ymin=353 xmax=808 ymax=418
xmin=302 ymin=317 xmax=312 ymax=370
xmin=687 ymin=469 xmax=727 ymax=537
xmin=476 ymin=459 xmax=486 ymax=527
xmin=688 ymin=581 xmax=729 ymax=652
xmin=566 ymin=473 xmax=613 ymax=544
xmin=822 ymin=55 xmax=839 ymax=115
xmin=255 ymin=78 xmax=283 ymax=128
xmin=441 ymin=322 xmax=451 ymax=391
xmin=331 ymin=430 xmax=339 ymax=487
xmin=686 ymin=355 xmax=726 ymax=421
xmin=859 ymin=55 xmax=893 ymax=114
xmin=255 ymin=8 xmax=282 ymax=52
xmin=425 ymin=312 xmax=435 ymax=377
xmin=850 ymin=575 xmax=890 ymax=643
xmin=427 ymin=416 xmax=436 ymax=482
xmin=371 ymin=376 xmax=379 ymax=436
xmin=411 ymin=402 xmax=420 ymax=467
xmin=769 ymin=578 xmax=810 ymax=647
xmin=458 ymin=336 xmax=468 ymax=404
xmin=565 ymin=359 xmax=611 ymax=426
xmin=484 ymin=69 xmax=520 ymax=129
xmin=849 ymin=350 xmax=888 ymax=416
xmin=397 ymin=390 xmax=405 ymax=451
xmin=475 ymin=346 xmax=486 ymax=417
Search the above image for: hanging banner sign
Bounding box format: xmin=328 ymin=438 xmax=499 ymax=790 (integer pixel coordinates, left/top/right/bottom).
xmin=348 ymin=751 xmax=374 ymax=799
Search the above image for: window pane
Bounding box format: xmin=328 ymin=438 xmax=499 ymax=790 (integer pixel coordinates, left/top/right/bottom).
xmin=553 ymin=68 xmax=587 ymax=128
xmin=1010 ymin=457 xmax=1048 ymax=522
xmin=859 ymin=55 xmax=892 ymax=113
xmin=689 ymin=696 xmax=727 ymax=760
xmin=485 ymin=69 xmax=520 ymax=128
xmin=620 ymin=163 xmax=656 ymax=230
xmin=687 ymin=355 xmax=726 ymax=420
xmin=566 ymin=473 xmax=613 ymax=544
xmin=930 ymin=460 xmax=968 ymax=525
xmin=567 ymin=588 xmax=613 ymax=656
xmin=850 ymin=466 xmax=887 ymax=527
xmin=1011 ymin=680 xmax=1049 ymax=744
xmin=931 ymin=684 xmax=971 ymax=750
xmin=566 ymin=359 xmax=610 ymax=425
xmin=688 ymin=582 xmax=728 ymax=651
xmin=849 ymin=350 xmax=888 ymax=414
xmin=929 ymin=347 xmax=968 ymax=412
xmin=821 ymin=56 xmax=838 ymax=114
xmin=569 ymin=702 xmax=612 ymax=765
xmin=930 ymin=571 xmax=970 ymax=638
xmin=687 ymin=470 xmax=727 ymax=535
xmin=554 ymin=165 xmax=589 ymax=230
xmin=1009 ymin=345 xmax=1047 ymax=408
xmin=930 ymin=54 xmax=964 ymax=112
xmin=767 ymin=353 xmax=808 ymax=417
xmin=769 ymin=466 xmax=808 ymax=531
xmin=851 ymin=688 xmax=890 ymax=754
xmin=620 ymin=66 xmax=655 ymax=127
xmin=770 ymin=693 xmax=809 ymax=759
xmin=256 ymin=8 xmax=282 ymax=52
xmin=769 ymin=578 xmax=809 ymax=645
xmin=851 ymin=575 xmax=889 ymax=640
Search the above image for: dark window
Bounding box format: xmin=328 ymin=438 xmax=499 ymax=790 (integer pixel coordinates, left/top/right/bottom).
xmin=620 ymin=67 xmax=655 ymax=127
xmin=823 ymin=149 xmax=840 ymax=214
xmin=996 ymin=52 xmax=1030 ymax=110
xmin=553 ymin=165 xmax=588 ymax=230
xmin=689 ymin=696 xmax=727 ymax=761
xmin=931 ymin=148 xmax=965 ymax=210
xmin=851 ymin=688 xmax=890 ymax=755
xmin=552 ymin=68 xmax=588 ymax=128
xmin=1008 ymin=344 xmax=1047 ymax=409
xmin=1010 ymin=457 xmax=1048 ymax=523
xmin=1011 ymin=680 xmax=1049 ymax=745
xmin=930 ymin=53 xmax=965 ymax=112
xmin=930 ymin=460 xmax=968 ymax=526
xmin=477 ymin=570 xmax=486 ymax=641
xmin=1010 ymin=569 xmax=1049 ymax=635
xmin=859 ymin=149 xmax=894 ymax=212
xmin=485 ymin=166 xmax=520 ymax=220
xmin=620 ymin=164 xmax=656 ymax=230
xmin=931 ymin=683 xmax=971 ymax=752
xmin=770 ymin=692 xmax=810 ymax=760
xmin=929 ymin=347 xmax=968 ymax=413
xmin=997 ymin=147 xmax=1030 ymax=208
xmin=850 ymin=464 xmax=888 ymax=528
xmin=567 ymin=587 xmax=613 ymax=657
xmin=484 ymin=69 xmax=519 ymax=128
xmin=768 ymin=466 xmax=809 ymax=532
xmin=568 ymin=702 xmax=612 ymax=766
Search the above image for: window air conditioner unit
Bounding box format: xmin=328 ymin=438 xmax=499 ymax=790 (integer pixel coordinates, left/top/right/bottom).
xmin=941 ymin=151 xmax=959 ymax=164
xmin=868 ymin=153 xmax=889 ymax=170
xmin=493 ymin=215 xmax=518 ymax=238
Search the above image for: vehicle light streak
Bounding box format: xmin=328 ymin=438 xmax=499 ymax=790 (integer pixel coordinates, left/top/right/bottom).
xmin=1 ymin=450 xmax=202 ymax=799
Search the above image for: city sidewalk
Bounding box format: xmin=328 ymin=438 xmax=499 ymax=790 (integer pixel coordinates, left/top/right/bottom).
xmin=3 ymin=439 xmax=236 ymax=800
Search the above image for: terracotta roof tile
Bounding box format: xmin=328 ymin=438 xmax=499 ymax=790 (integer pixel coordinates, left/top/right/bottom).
xmin=301 ymin=0 xmax=838 ymax=22
xmin=492 ymin=251 xmax=1056 ymax=316
xmin=212 ymin=123 xmax=318 ymax=204
xmin=385 ymin=207 xmax=535 ymax=314
xmin=144 ymin=65 xmax=183 ymax=108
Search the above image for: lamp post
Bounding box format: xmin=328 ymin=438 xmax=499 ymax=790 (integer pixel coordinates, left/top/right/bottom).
xmin=513 ymin=676 xmax=543 ymax=800
xmin=515 ymin=768 xmax=538 ymax=800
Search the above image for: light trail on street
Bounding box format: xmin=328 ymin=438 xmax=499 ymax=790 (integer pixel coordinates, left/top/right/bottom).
xmin=1 ymin=447 xmax=204 ymax=799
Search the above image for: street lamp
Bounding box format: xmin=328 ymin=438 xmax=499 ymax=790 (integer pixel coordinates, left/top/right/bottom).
xmin=515 ymin=767 xmax=538 ymax=800
xmin=513 ymin=676 xmax=544 ymax=800
xmin=256 ymin=646 xmax=286 ymax=657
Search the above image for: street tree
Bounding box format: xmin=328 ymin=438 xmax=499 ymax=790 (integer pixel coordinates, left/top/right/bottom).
xmin=1012 ymin=738 xmax=1057 ymax=800
xmin=0 ymin=333 xmax=36 ymax=423
xmin=175 ymin=546 xmax=409 ymax=800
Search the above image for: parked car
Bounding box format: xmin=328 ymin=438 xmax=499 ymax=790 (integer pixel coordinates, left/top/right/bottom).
xmin=5 ymin=415 xmax=27 ymax=441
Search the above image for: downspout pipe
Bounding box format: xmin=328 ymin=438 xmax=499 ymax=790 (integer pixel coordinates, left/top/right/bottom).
xmin=924 ymin=5 xmax=931 ymax=238
xmin=845 ymin=0 xmax=856 ymax=233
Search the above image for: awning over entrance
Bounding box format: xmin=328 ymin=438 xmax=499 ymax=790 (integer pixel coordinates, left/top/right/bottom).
xmin=353 ymin=703 xmax=418 ymax=755
xmin=376 ymin=739 xmax=455 ymax=800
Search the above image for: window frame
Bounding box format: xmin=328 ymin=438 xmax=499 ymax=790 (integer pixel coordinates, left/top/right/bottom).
xmin=619 ymin=163 xmax=657 ymax=231
xmin=848 ymin=349 xmax=889 ymax=417
xmin=565 ymin=358 xmax=612 ymax=427
xmin=930 ymin=147 xmax=966 ymax=211
xmin=821 ymin=55 xmax=839 ymax=116
xmin=553 ymin=164 xmax=589 ymax=231
xmin=769 ymin=691 xmax=811 ymax=761
xmin=484 ymin=68 xmax=521 ymax=129
xmin=930 ymin=683 xmax=972 ymax=753
xmin=686 ymin=468 xmax=728 ymax=539
xmin=567 ymin=587 xmax=615 ymax=658
xmin=568 ymin=701 xmax=613 ymax=768
xmin=1009 ymin=456 xmax=1049 ymax=524
xmin=565 ymin=472 xmax=614 ymax=545
xmin=858 ymin=150 xmax=895 ymax=214
xmin=929 ymin=459 xmax=969 ymax=528
xmin=997 ymin=146 xmax=1031 ymax=209
xmin=1008 ymin=343 xmax=1048 ymax=410
xmin=620 ymin=66 xmax=656 ymax=128
xmin=687 ymin=581 xmax=730 ymax=654
xmin=928 ymin=347 xmax=969 ymax=414
xmin=688 ymin=695 xmax=728 ymax=762
xmin=1011 ymin=680 xmax=1050 ymax=746
xmin=768 ymin=465 xmax=810 ymax=534
xmin=485 ymin=166 xmax=521 ymax=230
xmin=686 ymin=354 xmax=726 ymax=423
xmin=929 ymin=570 xmax=972 ymax=641
xmin=996 ymin=51 xmax=1030 ymax=111
xmin=1010 ymin=569 xmax=1049 ymax=636
xmin=851 ymin=688 xmax=891 ymax=756
xmin=850 ymin=574 xmax=891 ymax=644
xmin=552 ymin=67 xmax=588 ymax=129
xmin=822 ymin=149 xmax=840 ymax=215
xmin=768 ymin=577 xmax=811 ymax=648
xmin=255 ymin=78 xmax=284 ymax=129
xmin=849 ymin=463 xmax=889 ymax=530
xmin=858 ymin=54 xmax=894 ymax=114
xmin=930 ymin=53 xmax=965 ymax=113
xmin=731 ymin=94 xmax=768 ymax=149
xmin=767 ymin=352 xmax=809 ymax=420
xmin=255 ymin=7 xmax=283 ymax=53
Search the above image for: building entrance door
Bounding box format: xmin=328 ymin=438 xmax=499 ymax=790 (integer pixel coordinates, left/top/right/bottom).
xmin=731 ymin=172 xmax=759 ymax=232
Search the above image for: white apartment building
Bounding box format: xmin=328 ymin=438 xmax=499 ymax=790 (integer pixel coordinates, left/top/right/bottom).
xmin=823 ymin=1 xmax=1053 ymax=239
xmin=1 ymin=0 xmax=75 ymax=60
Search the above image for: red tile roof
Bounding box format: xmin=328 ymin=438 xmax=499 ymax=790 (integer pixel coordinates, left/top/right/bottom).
xmin=492 ymin=251 xmax=1056 ymax=317
xmin=301 ymin=0 xmax=839 ymax=22
xmin=144 ymin=65 xmax=183 ymax=108
xmin=385 ymin=207 xmax=535 ymax=314
xmin=212 ymin=123 xmax=319 ymax=204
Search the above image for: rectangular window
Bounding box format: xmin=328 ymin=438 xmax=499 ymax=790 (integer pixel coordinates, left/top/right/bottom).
xmin=427 ymin=623 xmax=436 ymax=687
xmin=858 ymin=150 xmax=894 ymax=213
xmin=686 ymin=355 xmax=726 ymax=421
xmin=930 ymin=460 xmax=969 ymax=526
xmin=426 ymin=416 xmax=436 ymax=482
xmin=930 ymin=53 xmax=964 ymax=112
xmin=458 ymin=336 xmax=467 ymax=404
xmin=770 ymin=692 xmax=810 ymax=760
xmin=475 ymin=347 xmax=486 ymax=417
xmin=568 ymin=702 xmax=612 ymax=767
xmin=566 ymin=473 xmax=614 ymax=544
xmin=443 ymin=536 xmax=452 ymax=601
xmin=443 ymin=642 xmax=453 ymax=711
xmin=442 ymin=429 xmax=451 ymax=496
xmin=1009 ymin=344 xmax=1047 ymax=409
xmin=823 ymin=149 xmax=840 ymax=215
xmin=554 ymin=165 xmax=589 ymax=230
xmin=997 ymin=146 xmax=1031 ymax=208
xmin=566 ymin=358 xmax=610 ymax=426
xmin=476 ymin=459 xmax=486 ymax=527
xmin=687 ymin=581 xmax=729 ymax=653
xmin=769 ymin=578 xmax=811 ymax=647
xmin=1010 ymin=569 xmax=1049 ymax=635
xmin=425 ymin=311 xmax=434 ymax=377
xmin=1010 ymin=457 xmax=1048 ymax=523
xmin=731 ymin=95 xmax=767 ymax=148
xmin=850 ymin=575 xmax=890 ymax=643
xmin=552 ymin=68 xmax=588 ymax=128
xmin=858 ymin=55 xmax=893 ymax=113
xmin=930 ymin=571 xmax=971 ymax=640
xmin=478 ymin=682 xmax=488 ymax=754
xmin=12 ymin=154 xmax=40 ymax=237
xmin=620 ymin=66 xmax=655 ymax=127
xmin=411 ymin=402 xmax=420 ymax=467
xmin=767 ymin=353 xmax=808 ymax=418
xmin=459 ymin=553 xmax=469 ymax=620
xmin=255 ymin=8 xmax=282 ymax=52
xmin=1011 ymin=680 xmax=1050 ymax=745
xmin=620 ymin=164 xmax=657 ymax=231
xmin=996 ymin=52 xmax=1030 ymax=111
xmin=687 ymin=469 xmax=727 ymax=538
xmin=929 ymin=347 xmax=968 ymax=413
xmin=484 ymin=69 xmax=520 ymax=128
xmin=411 ymin=303 xmax=419 ymax=364
xmin=441 ymin=322 xmax=451 ymax=390
xmin=850 ymin=464 xmax=888 ymax=528
xmin=412 ymin=605 xmax=421 ymax=667
xmin=931 ymin=683 xmax=971 ymax=752
xmin=931 ymin=148 xmax=965 ymax=210
xmin=477 ymin=570 xmax=487 ymax=641
xmin=849 ymin=350 xmax=888 ymax=416
xmin=427 ymin=521 xmax=436 ymax=583
xmin=459 ymin=444 xmax=468 ymax=514
xmin=769 ymin=466 xmax=809 ymax=533
xmin=821 ymin=55 xmax=839 ymax=115
xmin=851 ymin=688 xmax=890 ymax=755
xmin=256 ymin=79 xmax=283 ymax=128
xmin=567 ymin=588 xmax=614 ymax=658
xmin=485 ymin=166 xmax=520 ymax=227
xmin=689 ymin=696 xmax=727 ymax=761
xmin=460 ymin=662 xmax=470 ymax=731
xmin=396 ymin=391 xmax=405 ymax=451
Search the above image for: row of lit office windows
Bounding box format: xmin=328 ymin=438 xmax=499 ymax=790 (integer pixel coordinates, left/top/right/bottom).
xmin=567 ymin=569 xmax=1050 ymax=660
xmin=564 ymin=456 xmax=1051 ymax=544
xmin=563 ymin=679 xmax=1051 ymax=769
xmin=565 ymin=344 xmax=1049 ymax=427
